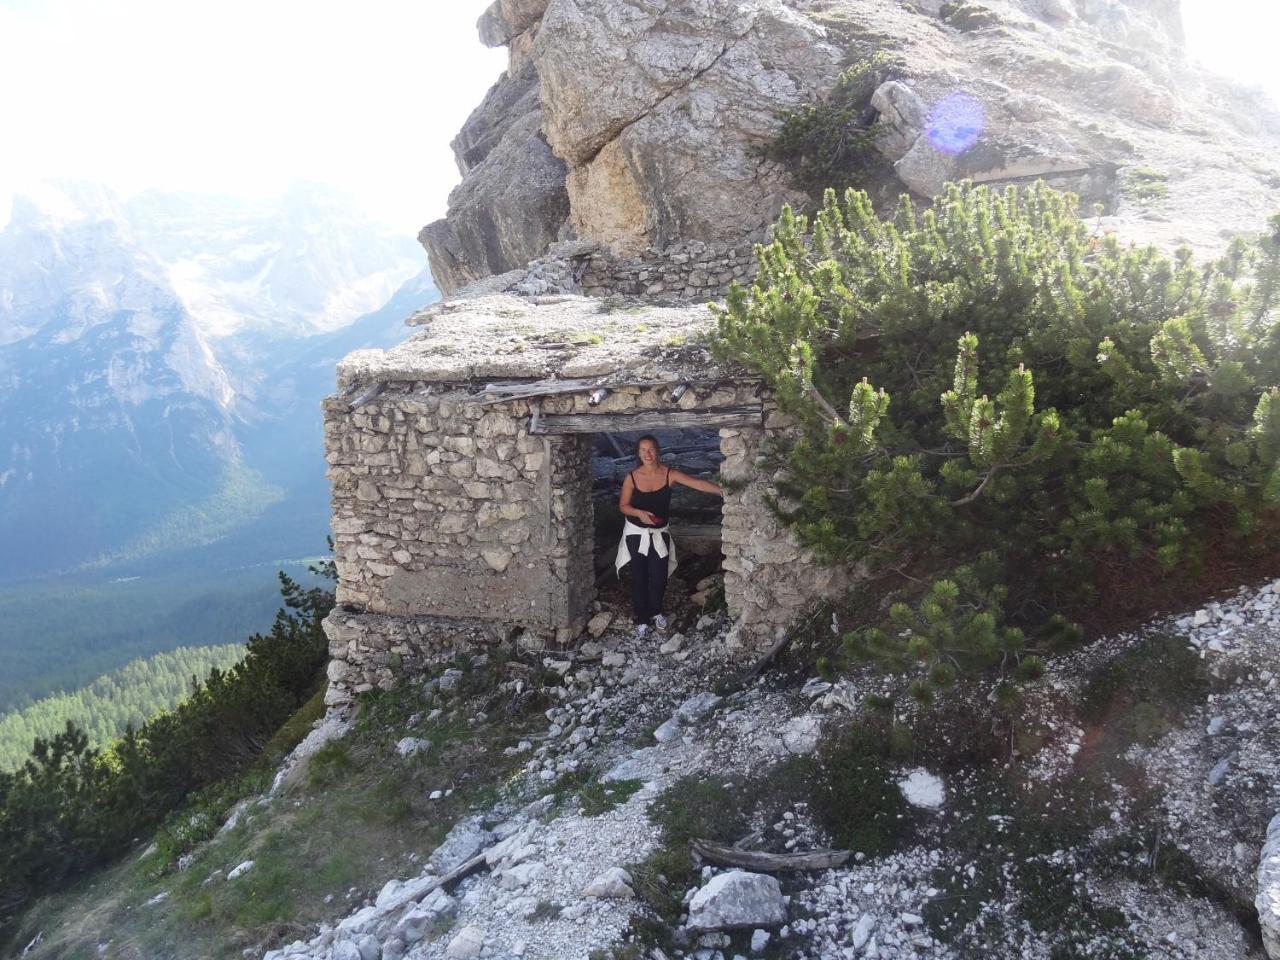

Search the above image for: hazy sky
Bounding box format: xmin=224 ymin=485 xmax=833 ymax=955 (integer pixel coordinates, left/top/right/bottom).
xmin=0 ymin=0 xmax=504 ymax=233
xmin=0 ymin=0 xmax=1274 ymax=238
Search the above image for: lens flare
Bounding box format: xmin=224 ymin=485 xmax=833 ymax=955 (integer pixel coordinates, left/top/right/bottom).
xmin=925 ymin=92 xmax=985 ymax=155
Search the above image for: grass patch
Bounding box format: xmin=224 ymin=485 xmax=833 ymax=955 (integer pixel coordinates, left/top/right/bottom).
xmin=940 ymin=2 xmax=1003 ymax=30
xmin=545 ymin=767 xmax=644 ymax=818
xmin=529 ymin=900 xmax=562 ymax=921
xmin=778 ymin=724 xmax=911 ymax=856
xmin=305 ymin=739 xmax=352 ymax=787
xmin=630 ymin=722 xmax=911 ymax=941
xmin=1078 ymin=632 xmax=1209 ymax=767
xmin=1121 ymin=167 xmax=1171 ymax=203
xmin=578 ymin=777 xmax=644 ymax=817
xmin=922 ymin=773 xmax=1140 ymax=954
xmin=262 ymin=687 xmax=326 ymax=761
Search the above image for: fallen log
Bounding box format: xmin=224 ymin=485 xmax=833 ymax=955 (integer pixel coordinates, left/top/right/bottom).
xmin=690 ymin=838 xmax=851 ymax=872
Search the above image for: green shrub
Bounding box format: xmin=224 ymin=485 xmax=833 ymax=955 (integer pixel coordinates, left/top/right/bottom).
xmin=939 ymin=2 xmax=1003 ymax=30
xmin=713 ymin=182 xmax=1280 ymax=701
xmin=778 ymin=723 xmax=911 ymax=856
xmin=757 ymin=53 xmax=901 ymax=198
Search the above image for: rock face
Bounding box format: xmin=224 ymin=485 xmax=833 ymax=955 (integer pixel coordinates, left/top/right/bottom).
xmin=423 ymin=0 xmax=1280 ymax=296
xmin=426 ymin=0 xmax=842 ymax=292
xmin=534 ymin=0 xmax=841 ymax=254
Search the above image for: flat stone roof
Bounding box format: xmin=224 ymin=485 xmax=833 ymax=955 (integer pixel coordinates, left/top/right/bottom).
xmin=335 ymin=294 xmax=739 ymax=389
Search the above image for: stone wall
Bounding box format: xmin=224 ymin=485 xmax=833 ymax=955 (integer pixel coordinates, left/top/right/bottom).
xmin=323 ymin=384 xmax=591 ymax=636
xmin=579 ymin=239 xmax=758 ymax=301
xmin=719 ymin=404 xmax=861 ymax=645
xmin=323 ymin=375 xmax=860 ymax=701
xmin=323 ymin=609 xmax=510 ymax=708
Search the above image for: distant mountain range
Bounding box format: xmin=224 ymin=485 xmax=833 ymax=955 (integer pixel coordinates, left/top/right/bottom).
xmin=0 ymin=181 xmax=436 ymax=581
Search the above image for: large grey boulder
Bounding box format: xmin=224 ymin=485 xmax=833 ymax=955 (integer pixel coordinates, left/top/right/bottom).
xmin=687 ymin=870 xmax=787 ymax=931
xmin=1260 ymin=813 xmax=1280 ymax=959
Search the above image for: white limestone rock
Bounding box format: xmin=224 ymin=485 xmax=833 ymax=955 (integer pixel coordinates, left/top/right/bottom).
xmin=1259 ymin=813 xmax=1280 ymax=959
xmin=687 ymin=870 xmax=787 ymax=931
xmin=583 ymin=866 xmax=636 ymax=899
xmin=780 ymin=714 xmax=822 ymax=755
xmin=898 ymin=768 xmax=946 ymax=809
xmin=445 ymin=925 xmax=486 ymax=959
xmin=227 ymin=860 xmax=254 ymax=881
xmin=677 ymin=692 xmax=722 ymax=723
xmin=395 ymin=736 xmax=429 ymax=757
xmin=430 ymin=816 xmax=495 ymax=873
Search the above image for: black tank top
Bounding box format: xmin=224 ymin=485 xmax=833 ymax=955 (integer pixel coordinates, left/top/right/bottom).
xmin=629 ymin=468 xmax=672 ymax=528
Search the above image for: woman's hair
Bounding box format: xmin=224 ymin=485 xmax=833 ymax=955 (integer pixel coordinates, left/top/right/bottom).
xmin=636 ymin=434 xmax=661 ymax=454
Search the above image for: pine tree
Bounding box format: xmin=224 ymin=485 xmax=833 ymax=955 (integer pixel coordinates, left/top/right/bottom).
xmin=713 ymin=182 xmax=1280 ymax=701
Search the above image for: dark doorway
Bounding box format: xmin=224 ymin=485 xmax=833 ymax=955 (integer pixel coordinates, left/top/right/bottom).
xmin=592 ymin=428 xmax=725 ymax=628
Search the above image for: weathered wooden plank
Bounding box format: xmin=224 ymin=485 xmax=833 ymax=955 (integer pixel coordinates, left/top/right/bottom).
xmin=348 ymin=382 xmax=386 ymax=410
xmin=691 ymin=838 xmax=852 ymax=872
xmin=530 ymin=405 xmax=762 ymax=435
xmin=473 ymin=378 xmax=605 ymax=405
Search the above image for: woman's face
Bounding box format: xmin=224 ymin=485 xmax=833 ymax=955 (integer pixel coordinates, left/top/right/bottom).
xmin=638 ymin=439 xmax=659 ymax=465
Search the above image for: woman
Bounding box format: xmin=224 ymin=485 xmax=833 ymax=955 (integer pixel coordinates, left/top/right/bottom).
xmin=615 ymin=434 xmax=724 ymax=637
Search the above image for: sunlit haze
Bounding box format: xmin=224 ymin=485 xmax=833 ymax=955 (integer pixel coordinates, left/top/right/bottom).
xmin=0 ymin=0 xmax=1274 ymax=238
xmin=0 ymin=0 xmax=504 ymax=234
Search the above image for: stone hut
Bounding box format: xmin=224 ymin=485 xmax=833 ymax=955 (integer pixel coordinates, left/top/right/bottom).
xmin=321 ymin=293 xmax=854 ymax=706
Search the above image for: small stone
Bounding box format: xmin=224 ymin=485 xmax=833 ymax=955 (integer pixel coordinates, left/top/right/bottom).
xmin=1208 ymin=756 xmax=1232 ymax=785
xmin=481 ymin=548 xmax=512 ymax=572
xmin=750 ymin=929 xmax=770 ymax=953
xmin=659 ymin=634 xmax=684 ymax=654
xmin=780 ymin=715 xmax=822 ymax=754
xmin=227 ymin=860 xmax=254 ymax=881
xmin=587 ymin=611 xmax=614 ymax=637
xmin=583 ymin=866 xmax=635 ymax=899
xmin=396 ymin=737 xmax=429 ymax=757
xmin=602 ymin=652 xmax=627 ymax=668
xmin=851 ymin=913 xmax=876 ymax=949
xmin=445 ymin=926 xmax=485 ymax=959
xmin=677 ymin=692 xmax=722 ymax=723
xmin=355 ymin=935 xmax=380 ymax=960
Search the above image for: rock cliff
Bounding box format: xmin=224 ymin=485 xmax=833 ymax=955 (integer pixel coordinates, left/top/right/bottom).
xmin=422 ymin=0 xmax=1280 ymax=297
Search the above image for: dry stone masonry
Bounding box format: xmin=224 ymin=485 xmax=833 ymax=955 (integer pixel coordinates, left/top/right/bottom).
xmin=323 ymin=295 xmax=852 ymax=702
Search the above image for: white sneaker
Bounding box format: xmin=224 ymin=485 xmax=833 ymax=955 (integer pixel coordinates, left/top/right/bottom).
xmin=653 ymin=614 xmax=669 ymax=632
xmin=634 ymin=623 xmax=650 ymax=638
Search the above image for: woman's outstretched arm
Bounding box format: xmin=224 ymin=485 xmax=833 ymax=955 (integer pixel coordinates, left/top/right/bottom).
xmin=669 ymin=469 xmax=723 ymax=497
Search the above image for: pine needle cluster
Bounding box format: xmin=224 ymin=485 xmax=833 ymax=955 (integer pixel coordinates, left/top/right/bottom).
xmin=713 ymin=182 xmax=1280 ymax=701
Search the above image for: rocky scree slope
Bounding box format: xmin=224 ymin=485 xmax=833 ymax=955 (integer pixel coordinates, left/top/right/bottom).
xmin=248 ymin=577 xmax=1280 ymax=960
xmin=422 ymin=0 xmax=1280 ymax=297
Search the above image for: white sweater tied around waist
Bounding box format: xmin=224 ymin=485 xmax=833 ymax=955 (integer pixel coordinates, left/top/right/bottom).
xmin=615 ymin=519 xmax=678 ymax=576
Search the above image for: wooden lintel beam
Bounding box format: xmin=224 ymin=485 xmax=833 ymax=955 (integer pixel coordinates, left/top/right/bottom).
xmin=529 ymin=405 xmax=762 ymax=435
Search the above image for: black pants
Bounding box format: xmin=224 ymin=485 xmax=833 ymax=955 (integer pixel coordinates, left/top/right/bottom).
xmin=626 ymin=533 xmax=670 ymax=625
